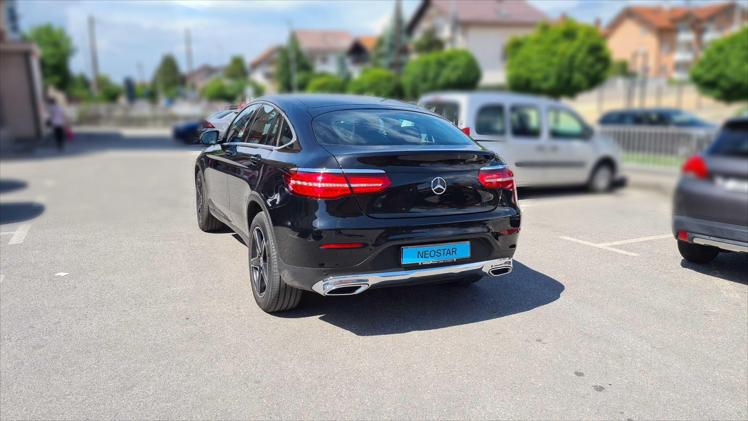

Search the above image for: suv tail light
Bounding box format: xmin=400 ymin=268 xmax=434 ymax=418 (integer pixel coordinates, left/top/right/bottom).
xmin=479 ymin=166 xmax=517 ymax=203
xmin=461 ymin=127 xmax=471 ymax=136
xmin=682 ymin=155 xmax=708 ymax=179
xmin=285 ymin=170 xmax=391 ymax=200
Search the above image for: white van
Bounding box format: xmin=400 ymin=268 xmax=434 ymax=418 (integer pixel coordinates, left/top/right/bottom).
xmin=419 ymin=91 xmax=625 ymax=191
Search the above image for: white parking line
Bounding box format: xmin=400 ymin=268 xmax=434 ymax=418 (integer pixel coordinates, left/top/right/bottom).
xmin=598 ymin=234 xmax=672 ymax=247
xmin=559 ymin=236 xmax=638 ymax=256
xmin=560 ymin=233 xmax=673 ymax=256
xmin=1 ymin=224 xmax=31 ymax=245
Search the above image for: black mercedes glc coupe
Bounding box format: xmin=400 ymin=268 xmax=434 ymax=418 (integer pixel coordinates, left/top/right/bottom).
xmin=195 ymin=95 xmax=521 ymax=312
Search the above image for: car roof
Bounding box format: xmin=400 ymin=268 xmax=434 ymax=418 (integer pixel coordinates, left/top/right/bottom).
xmin=258 ymin=94 xmax=425 ymax=117
xmin=603 ymin=108 xmax=684 ymax=115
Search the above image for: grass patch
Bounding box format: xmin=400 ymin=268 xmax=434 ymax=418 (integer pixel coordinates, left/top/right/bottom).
xmin=623 ymin=152 xmax=685 ymax=168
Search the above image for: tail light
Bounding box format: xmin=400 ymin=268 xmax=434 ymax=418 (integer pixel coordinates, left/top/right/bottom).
xmin=320 ymin=242 xmax=366 ymax=249
xmin=202 ymin=120 xmax=215 ymax=129
xmin=682 ymin=155 xmax=708 ymax=179
xmin=285 ymin=170 xmax=391 ymax=200
xmin=461 ymin=127 xmax=471 ymax=136
xmin=479 ymin=166 xmax=517 ymax=203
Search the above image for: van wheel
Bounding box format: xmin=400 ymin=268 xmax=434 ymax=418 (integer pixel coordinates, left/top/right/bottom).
xmin=588 ymin=163 xmax=613 ymax=193
xmin=678 ymin=240 xmax=719 ymax=264
xmin=248 ymin=212 xmax=302 ymax=313
xmin=196 ymin=171 xmax=226 ymax=232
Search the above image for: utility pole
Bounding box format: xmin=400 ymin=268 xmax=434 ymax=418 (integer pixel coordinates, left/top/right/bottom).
xmin=287 ymin=20 xmax=297 ymax=92
xmin=392 ymin=0 xmax=403 ymax=74
xmin=137 ymin=61 xmax=145 ymax=84
xmin=88 ymin=15 xmax=99 ymax=95
xmin=185 ymin=28 xmax=194 ymax=77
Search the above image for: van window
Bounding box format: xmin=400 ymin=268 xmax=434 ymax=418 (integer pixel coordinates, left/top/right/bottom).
xmin=475 ymin=105 xmax=505 ymax=136
xmin=510 ymin=105 xmax=541 ymax=138
xmin=549 ymin=108 xmax=586 ymax=139
xmin=422 ymin=101 xmax=460 ymax=125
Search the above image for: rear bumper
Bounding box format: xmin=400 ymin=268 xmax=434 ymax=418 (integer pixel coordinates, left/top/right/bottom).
xmin=673 ymin=215 xmax=748 ymax=252
xmin=312 ymin=257 xmax=512 ymax=296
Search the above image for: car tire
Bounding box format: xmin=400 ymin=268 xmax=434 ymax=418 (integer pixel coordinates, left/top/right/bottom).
xmin=588 ymin=163 xmax=613 ymax=193
xmin=196 ymin=171 xmax=226 ymax=232
xmin=248 ymin=212 xmax=302 ymax=313
xmin=677 ymin=240 xmax=719 ymax=264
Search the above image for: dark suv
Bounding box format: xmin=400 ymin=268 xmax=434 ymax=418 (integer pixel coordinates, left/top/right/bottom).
xmin=673 ymin=117 xmax=748 ymax=263
xmin=195 ymin=95 xmax=520 ymax=312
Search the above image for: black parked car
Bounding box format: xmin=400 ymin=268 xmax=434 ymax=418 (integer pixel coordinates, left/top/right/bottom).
xmin=673 ymin=117 xmax=748 ymax=263
xmin=195 ymin=95 xmax=520 ymax=312
xmin=599 ymin=108 xmax=715 ymax=129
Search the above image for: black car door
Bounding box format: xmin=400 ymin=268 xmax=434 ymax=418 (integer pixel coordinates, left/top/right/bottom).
xmin=204 ymin=105 xmax=257 ymax=221
xmin=223 ymin=103 xmax=286 ymax=235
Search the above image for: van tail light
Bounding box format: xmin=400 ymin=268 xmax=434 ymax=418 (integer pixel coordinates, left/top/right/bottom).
xmin=461 ymin=127 xmax=471 ymax=136
xmin=285 ymin=170 xmax=391 ymax=200
xmin=479 ymin=166 xmax=517 ymax=203
xmin=682 ymin=155 xmax=708 ymax=179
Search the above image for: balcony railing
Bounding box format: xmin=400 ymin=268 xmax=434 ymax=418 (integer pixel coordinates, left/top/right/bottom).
xmin=674 ymin=50 xmax=694 ymax=62
xmin=676 ymin=31 xmax=695 ymax=42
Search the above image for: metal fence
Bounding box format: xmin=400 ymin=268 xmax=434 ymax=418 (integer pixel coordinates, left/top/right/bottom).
xmin=599 ymin=125 xmax=717 ymax=168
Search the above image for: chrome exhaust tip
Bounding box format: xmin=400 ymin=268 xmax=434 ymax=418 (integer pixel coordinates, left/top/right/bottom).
xmin=312 ymin=279 xmax=370 ymax=296
xmin=484 ymin=259 xmax=513 ymax=277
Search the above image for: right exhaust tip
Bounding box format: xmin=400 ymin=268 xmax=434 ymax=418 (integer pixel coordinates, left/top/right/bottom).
xmin=488 ymin=266 xmax=512 ymax=277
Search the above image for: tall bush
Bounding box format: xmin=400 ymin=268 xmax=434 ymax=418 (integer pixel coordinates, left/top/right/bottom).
xmin=347 ymin=68 xmax=401 ymax=98
xmin=401 ymin=49 xmax=481 ymax=99
xmin=690 ymin=27 xmax=748 ymax=103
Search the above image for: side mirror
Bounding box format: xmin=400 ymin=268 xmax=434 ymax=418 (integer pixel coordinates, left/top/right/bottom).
xmin=200 ymin=129 xmax=220 ymax=145
xmin=583 ymin=125 xmax=595 ymax=139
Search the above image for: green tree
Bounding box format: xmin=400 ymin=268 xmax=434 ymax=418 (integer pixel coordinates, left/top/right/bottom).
xmin=690 ymin=27 xmax=748 ymax=103
xmin=24 ymin=24 xmax=75 ymax=90
xmin=348 ymin=67 xmax=401 ymax=98
xmin=505 ymin=19 xmax=611 ymax=99
xmin=413 ymin=27 xmax=444 ymax=54
xmin=401 ymin=49 xmax=481 ymax=99
xmin=306 ymin=74 xmax=347 ymax=93
xmin=275 ymin=34 xmax=313 ymax=92
xmin=66 ymin=73 xmax=92 ymax=102
xmin=153 ymin=54 xmax=182 ymax=99
xmin=95 ymin=75 xmax=123 ymax=103
xmin=200 ymin=78 xmax=246 ymax=102
xmin=135 ymin=82 xmax=157 ymax=103
xmin=372 ymin=0 xmax=408 ymax=73
xmin=224 ymin=55 xmax=248 ymax=80
xmin=247 ymin=79 xmax=265 ymax=97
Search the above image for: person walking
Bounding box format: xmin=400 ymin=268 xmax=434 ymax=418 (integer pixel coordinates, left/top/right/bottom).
xmin=48 ymin=98 xmax=67 ymax=151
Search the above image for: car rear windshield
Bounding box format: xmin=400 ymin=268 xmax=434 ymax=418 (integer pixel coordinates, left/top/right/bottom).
xmin=312 ymin=109 xmax=474 ymax=147
xmin=708 ymin=121 xmax=748 ymax=158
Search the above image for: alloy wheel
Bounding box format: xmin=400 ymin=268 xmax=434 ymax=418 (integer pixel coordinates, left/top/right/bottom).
xmin=250 ymin=227 xmax=269 ymax=297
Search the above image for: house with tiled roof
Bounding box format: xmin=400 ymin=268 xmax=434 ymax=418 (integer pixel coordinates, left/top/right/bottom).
xmin=346 ymin=35 xmax=378 ymax=77
xmin=407 ymin=0 xmax=547 ymax=85
xmin=294 ymin=29 xmax=354 ymax=75
xmin=605 ymin=2 xmax=746 ymax=81
xmin=249 ymin=45 xmax=281 ymax=93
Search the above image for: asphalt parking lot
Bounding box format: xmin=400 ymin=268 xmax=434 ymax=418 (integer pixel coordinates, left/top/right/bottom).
xmin=1 ymin=131 xmax=746 ymax=419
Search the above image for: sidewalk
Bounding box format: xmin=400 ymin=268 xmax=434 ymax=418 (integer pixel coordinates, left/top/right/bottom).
xmin=624 ymin=164 xmax=679 ymax=196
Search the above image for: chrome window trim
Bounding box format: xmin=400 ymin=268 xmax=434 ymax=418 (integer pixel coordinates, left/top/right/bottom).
xmin=295 ymin=168 xmax=386 ymax=174
xmin=224 ymin=100 xmax=299 ymax=151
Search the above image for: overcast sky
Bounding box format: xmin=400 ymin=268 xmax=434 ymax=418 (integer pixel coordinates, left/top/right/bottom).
xmin=16 ymin=0 xmax=723 ymax=82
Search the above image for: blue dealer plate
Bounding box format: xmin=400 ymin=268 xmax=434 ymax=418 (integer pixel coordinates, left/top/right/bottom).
xmin=401 ymin=241 xmax=470 ymax=266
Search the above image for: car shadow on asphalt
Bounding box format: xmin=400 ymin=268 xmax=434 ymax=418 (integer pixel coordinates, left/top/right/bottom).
xmin=0 ymin=179 xmax=28 ymax=194
xmin=0 ymin=202 xmax=45 ymax=225
xmin=680 ymin=253 xmax=748 ymax=285
xmin=279 ymin=261 xmax=564 ymax=336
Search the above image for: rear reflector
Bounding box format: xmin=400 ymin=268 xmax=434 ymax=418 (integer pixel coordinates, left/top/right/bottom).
xmin=499 ymin=228 xmax=520 ymax=235
xmin=682 ymin=155 xmax=708 ymax=179
xmin=285 ymin=170 xmax=391 ymax=199
xmin=677 ymin=230 xmax=689 ymax=241
xmin=320 ymin=242 xmax=366 ymax=249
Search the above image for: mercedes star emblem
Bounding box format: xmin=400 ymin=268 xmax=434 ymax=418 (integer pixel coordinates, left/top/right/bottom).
xmin=431 ymin=177 xmax=447 ymax=195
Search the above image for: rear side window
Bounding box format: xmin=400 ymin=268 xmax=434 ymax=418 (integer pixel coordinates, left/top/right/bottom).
xmin=709 ymin=121 xmax=748 ymax=158
xmin=510 ymin=105 xmax=541 ymax=138
xmin=312 ymin=109 xmax=474 ymax=146
xmin=475 ymin=105 xmax=505 ymax=135
xmin=245 ymin=104 xmax=283 ymax=145
xmin=548 ymin=108 xmax=586 ymax=139
xmin=277 ymin=120 xmax=300 ymax=152
xmin=422 ymin=101 xmax=460 ymax=125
